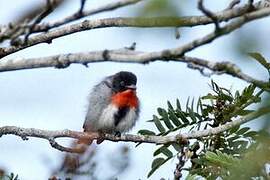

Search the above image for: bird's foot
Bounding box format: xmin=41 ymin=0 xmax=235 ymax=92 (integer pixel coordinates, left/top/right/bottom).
xmin=96 ymin=131 xmax=105 ymax=144
xmin=114 ymin=131 xmax=121 ymax=137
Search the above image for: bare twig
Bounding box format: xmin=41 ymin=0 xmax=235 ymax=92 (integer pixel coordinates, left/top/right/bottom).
xmin=0 ymin=0 xmax=65 ymax=43
xmin=23 ymin=0 xmax=55 ymax=44
xmin=0 ymin=0 xmax=141 ymax=43
xmin=249 ymin=0 xmax=255 ymax=9
xmin=77 ymin=0 xmax=87 ymax=16
xmin=198 ymin=0 xmax=220 ymax=30
xmin=34 ymin=0 xmax=143 ymax=32
xmin=226 ymin=0 xmax=241 ymax=10
xmin=0 ymin=107 xmax=269 ymax=153
xmin=166 ymin=7 xmax=270 ymax=57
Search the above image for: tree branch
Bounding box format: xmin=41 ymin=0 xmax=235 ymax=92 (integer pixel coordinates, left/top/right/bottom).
xmin=0 ymin=0 xmax=142 ymax=43
xmin=34 ymin=0 xmax=143 ymax=32
xmin=1 ymin=107 xmax=269 ymax=153
xmin=1 ymin=49 xmax=269 ymax=89
xmin=21 ymin=0 xmax=270 ymax=33
xmin=1 ymin=3 xmax=269 ymax=58
xmin=23 ymin=0 xmax=55 ymax=44
xmin=198 ymin=0 xmax=220 ymax=30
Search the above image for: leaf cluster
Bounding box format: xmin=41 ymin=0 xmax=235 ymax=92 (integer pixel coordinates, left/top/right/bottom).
xmin=0 ymin=173 xmax=19 ymax=180
xmin=138 ymin=81 xmax=266 ymax=178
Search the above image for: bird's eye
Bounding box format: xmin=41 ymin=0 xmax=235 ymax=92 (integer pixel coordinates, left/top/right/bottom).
xmin=120 ymin=81 xmax=125 ymax=86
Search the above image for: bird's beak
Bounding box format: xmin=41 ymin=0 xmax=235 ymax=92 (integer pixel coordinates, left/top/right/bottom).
xmin=126 ymin=84 xmax=137 ymax=90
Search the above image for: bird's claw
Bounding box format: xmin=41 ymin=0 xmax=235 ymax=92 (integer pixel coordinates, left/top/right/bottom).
xmin=114 ymin=131 xmax=121 ymax=137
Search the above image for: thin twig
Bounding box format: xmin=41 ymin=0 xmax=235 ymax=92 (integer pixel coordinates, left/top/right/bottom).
xmin=226 ymin=0 xmax=241 ymax=10
xmin=34 ymin=0 xmax=142 ymax=32
xmin=24 ymin=0 xmax=55 ymax=44
xmin=76 ymin=0 xmax=87 ymax=17
xmin=198 ymin=0 xmax=220 ymax=30
xmin=0 ymin=0 xmax=142 ymax=43
xmin=249 ymin=0 xmax=255 ymax=9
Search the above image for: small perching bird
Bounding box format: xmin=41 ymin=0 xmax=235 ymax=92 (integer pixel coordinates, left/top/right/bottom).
xmin=83 ymin=71 xmax=140 ymax=137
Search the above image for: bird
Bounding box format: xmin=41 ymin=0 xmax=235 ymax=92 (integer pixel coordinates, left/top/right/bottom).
xmin=61 ymin=71 xmax=139 ymax=171
xmin=83 ymin=71 xmax=140 ymax=137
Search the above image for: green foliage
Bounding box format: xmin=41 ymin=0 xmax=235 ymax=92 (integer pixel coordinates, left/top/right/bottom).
xmin=138 ymin=81 xmax=268 ymax=178
xmin=227 ymin=131 xmax=270 ymax=179
xmin=248 ymin=52 xmax=270 ymax=71
xmin=205 ymin=150 xmax=239 ymax=168
xmin=192 ymin=132 xmax=270 ymax=180
xmin=186 ymin=174 xmax=203 ymax=180
xmin=0 ymin=173 xmax=19 ymax=180
xmin=137 ymin=0 xmax=181 ymax=17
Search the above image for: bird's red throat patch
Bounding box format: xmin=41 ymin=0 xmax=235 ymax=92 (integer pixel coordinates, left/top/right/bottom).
xmin=111 ymin=89 xmax=138 ymax=108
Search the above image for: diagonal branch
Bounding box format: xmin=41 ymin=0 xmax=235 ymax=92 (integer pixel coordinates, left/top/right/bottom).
xmin=0 ymin=107 xmax=269 ymax=153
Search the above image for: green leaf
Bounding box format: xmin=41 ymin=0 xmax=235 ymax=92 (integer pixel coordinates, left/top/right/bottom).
xmin=205 ymin=150 xmax=239 ymax=168
xmin=154 ymin=145 xmax=173 ymax=157
xmin=176 ymin=98 xmax=181 ymax=110
xmin=229 ymin=124 xmax=240 ymax=134
xmin=176 ymin=109 xmax=190 ymax=124
xmin=237 ymin=109 xmax=254 ymax=116
xmin=186 ymin=97 xmax=190 ymax=112
xmin=248 ymin=52 xmax=270 ymax=69
xmin=168 ymin=109 xmax=181 ymax=126
xmin=201 ymin=94 xmax=217 ymax=100
xmin=220 ymin=93 xmax=234 ymax=102
xmin=153 ymin=145 xmax=169 ymax=156
xmin=162 ymin=148 xmax=173 ymax=158
xmin=157 ymin=107 xmax=166 ymax=116
xmin=191 ymin=98 xmax=195 ymax=111
xmin=148 ymin=157 xmax=170 ymax=178
xmin=137 ymin=129 xmax=156 ymax=135
xmin=151 ymin=157 xmax=165 ymax=169
xmin=236 ymin=127 xmax=250 ymax=135
xmin=243 ymin=131 xmax=258 ymax=138
xmin=171 ymin=143 xmax=181 ymax=151
xmin=188 ymin=107 xmax=197 ymax=123
xmin=186 ymin=174 xmax=202 ymax=180
xmin=153 ymin=115 xmax=165 ymax=133
xmin=167 ymin=100 xmax=174 ymax=110
xmin=160 ymin=109 xmax=174 ymax=130
xmin=234 ymin=90 xmax=240 ymax=99
xmin=232 ymin=140 xmax=249 ymax=150
xmin=211 ymin=80 xmax=220 ymax=93
xmin=197 ymin=97 xmax=203 ymax=114
xmin=227 ymin=135 xmax=240 ymax=143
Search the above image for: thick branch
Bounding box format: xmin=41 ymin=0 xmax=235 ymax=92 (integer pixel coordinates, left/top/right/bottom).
xmin=1 ymin=107 xmax=269 ymax=153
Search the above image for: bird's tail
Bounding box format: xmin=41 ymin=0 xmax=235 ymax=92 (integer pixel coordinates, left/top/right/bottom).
xmin=51 ymin=137 xmax=96 ymax=176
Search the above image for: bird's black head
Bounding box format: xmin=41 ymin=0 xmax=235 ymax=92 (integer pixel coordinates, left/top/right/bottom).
xmin=112 ymin=71 xmax=137 ymax=92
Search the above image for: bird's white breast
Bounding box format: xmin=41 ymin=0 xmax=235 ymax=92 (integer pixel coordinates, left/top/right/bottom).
xmin=97 ymin=104 xmax=137 ymax=133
